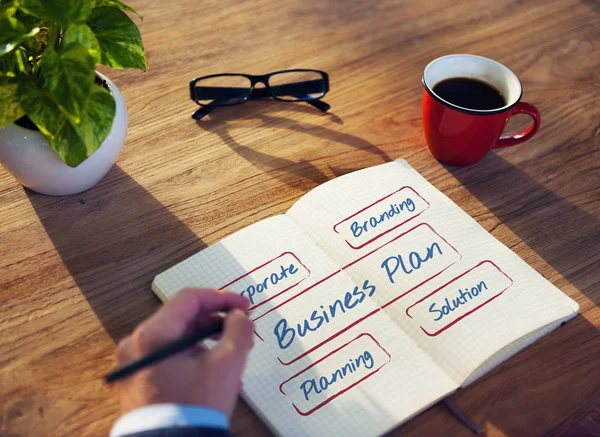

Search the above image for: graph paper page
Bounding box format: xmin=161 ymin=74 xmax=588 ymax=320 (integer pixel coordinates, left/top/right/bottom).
xmin=287 ymin=160 xmax=579 ymax=385
xmin=153 ymin=214 xmax=457 ymax=436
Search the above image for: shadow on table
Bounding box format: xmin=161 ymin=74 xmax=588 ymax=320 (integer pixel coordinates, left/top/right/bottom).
xmin=195 ymin=100 xmax=392 ymax=190
xmin=26 ymin=165 xmax=209 ymax=342
xmin=582 ymin=0 xmax=600 ymax=13
xmin=26 ymin=165 xmax=275 ymax=432
xmin=445 ymin=152 xmax=600 ymax=307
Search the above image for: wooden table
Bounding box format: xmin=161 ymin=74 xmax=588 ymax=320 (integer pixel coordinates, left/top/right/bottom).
xmin=1 ymin=0 xmax=599 ymax=435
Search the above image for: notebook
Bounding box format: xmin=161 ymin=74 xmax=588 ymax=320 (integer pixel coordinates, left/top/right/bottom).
xmin=152 ymin=160 xmax=579 ymax=437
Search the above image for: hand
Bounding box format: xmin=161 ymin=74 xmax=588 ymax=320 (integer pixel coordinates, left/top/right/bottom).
xmin=114 ymin=288 xmax=254 ymax=416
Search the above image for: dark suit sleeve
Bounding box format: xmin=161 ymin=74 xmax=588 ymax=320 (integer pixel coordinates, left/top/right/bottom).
xmin=121 ymin=427 xmax=231 ymax=437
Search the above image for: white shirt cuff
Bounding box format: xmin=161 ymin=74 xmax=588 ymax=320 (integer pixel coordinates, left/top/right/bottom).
xmin=110 ymin=404 xmax=229 ymax=437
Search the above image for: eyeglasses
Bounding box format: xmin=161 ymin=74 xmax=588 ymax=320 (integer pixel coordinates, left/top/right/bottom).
xmin=189 ymin=69 xmax=330 ymax=120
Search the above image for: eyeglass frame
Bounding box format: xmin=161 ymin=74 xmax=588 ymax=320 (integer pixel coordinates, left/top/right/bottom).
xmin=189 ymin=69 xmax=330 ymax=119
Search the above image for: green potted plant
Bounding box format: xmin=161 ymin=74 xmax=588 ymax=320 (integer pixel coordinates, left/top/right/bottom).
xmin=0 ymin=0 xmax=145 ymax=195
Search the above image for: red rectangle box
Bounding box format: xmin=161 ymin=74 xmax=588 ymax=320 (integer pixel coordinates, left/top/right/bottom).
xmin=279 ymin=333 xmax=391 ymax=416
xmin=220 ymin=252 xmax=310 ymax=311
xmin=333 ymin=186 xmax=430 ymax=250
xmin=406 ymin=260 xmax=514 ymax=336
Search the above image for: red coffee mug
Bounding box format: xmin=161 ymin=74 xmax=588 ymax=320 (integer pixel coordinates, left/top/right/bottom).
xmin=422 ymin=54 xmax=541 ymax=166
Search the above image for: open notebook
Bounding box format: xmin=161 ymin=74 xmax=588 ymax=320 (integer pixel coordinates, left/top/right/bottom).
xmin=152 ymin=160 xmax=578 ymax=437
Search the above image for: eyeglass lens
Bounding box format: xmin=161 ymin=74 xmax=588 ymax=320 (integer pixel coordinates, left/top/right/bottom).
xmin=194 ymin=75 xmax=252 ymax=106
xmin=268 ymin=71 xmax=326 ymax=101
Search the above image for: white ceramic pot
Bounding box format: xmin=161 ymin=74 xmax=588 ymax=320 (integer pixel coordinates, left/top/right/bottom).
xmin=0 ymin=71 xmax=127 ymax=196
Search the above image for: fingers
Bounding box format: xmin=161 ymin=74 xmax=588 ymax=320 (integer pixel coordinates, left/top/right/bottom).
xmin=214 ymin=309 xmax=254 ymax=360
xmin=132 ymin=289 xmax=249 ymax=354
xmin=191 ymin=313 xmax=225 ymax=333
xmin=156 ymin=288 xmax=250 ymax=334
xmin=116 ymin=336 xmax=134 ymax=365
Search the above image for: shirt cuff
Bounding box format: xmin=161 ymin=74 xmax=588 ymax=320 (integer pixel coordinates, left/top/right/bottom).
xmin=110 ymin=404 xmax=229 ymax=437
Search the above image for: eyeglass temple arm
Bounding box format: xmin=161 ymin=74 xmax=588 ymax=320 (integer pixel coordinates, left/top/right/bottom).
xmin=307 ymin=99 xmax=330 ymax=112
xmin=191 ymin=99 xmax=327 ymax=120
xmin=192 ymin=105 xmax=214 ymax=120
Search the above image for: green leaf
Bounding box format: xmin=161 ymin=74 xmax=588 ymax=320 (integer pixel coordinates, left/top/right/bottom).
xmin=90 ymin=0 xmax=142 ymax=20
xmin=0 ymin=14 xmax=39 ymax=56
xmin=0 ymin=0 xmax=17 ymax=16
xmin=0 ymin=46 xmax=29 ymax=75
xmin=0 ymin=84 xmax=24 ymax=126
xmin=14 ymin=7 xmax=45 ymax=31
xmin=50 ymin=86 xmax=116 ymax=167
xmin=18 ymin=80 xmax=116 ymax=167
xmin=50 ymin=120 xmax=89 ymax=166
xmin=63 ymin=23 xmax=100 ymax=63
xmin=15 ymin=0 xmax=90 ymax=26
xmin=71 ymin=86 xmax=115 ymax=154
xmin=88 ymin=7 xmax=145 ymax=71
xmin=18 ymin=80 xmax=65 ymax=137
xmin=40 ymin=43 xmax=95 ymax=123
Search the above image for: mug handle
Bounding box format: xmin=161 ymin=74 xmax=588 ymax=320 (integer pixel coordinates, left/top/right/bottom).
xmin=493 ymin=102 xmax=541 ymax=149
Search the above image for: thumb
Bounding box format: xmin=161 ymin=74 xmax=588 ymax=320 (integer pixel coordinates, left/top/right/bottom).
xmin=214 ymin=309 xmax=254 ymax=360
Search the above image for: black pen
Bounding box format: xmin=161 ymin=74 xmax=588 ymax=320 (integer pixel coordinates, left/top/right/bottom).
xmin=105 ymin=319 xmax=224 ymax=384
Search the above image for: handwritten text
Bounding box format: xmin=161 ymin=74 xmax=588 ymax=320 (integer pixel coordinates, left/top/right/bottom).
xmin=429 ymin=281 xmax=488 ymax=321
xmin=380 ymin=242 xmax=443 ymax=284
xmin=240 ymin=263 xmax=299 ymax=305
xmin=273 ymin=280 xmax=376 ymax=350
xmin=350 ymin=199 xmax=416 ymax=238
xmin=300 ymin=350 xmax=374 ymax=401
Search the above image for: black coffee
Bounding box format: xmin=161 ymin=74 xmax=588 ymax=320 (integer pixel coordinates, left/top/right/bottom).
xmin=433 ymin=77 xmax=506 ymax=110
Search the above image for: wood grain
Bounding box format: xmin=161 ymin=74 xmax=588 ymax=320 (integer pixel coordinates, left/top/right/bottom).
xmin=0 ymin=0 xmax=599 ymax=436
